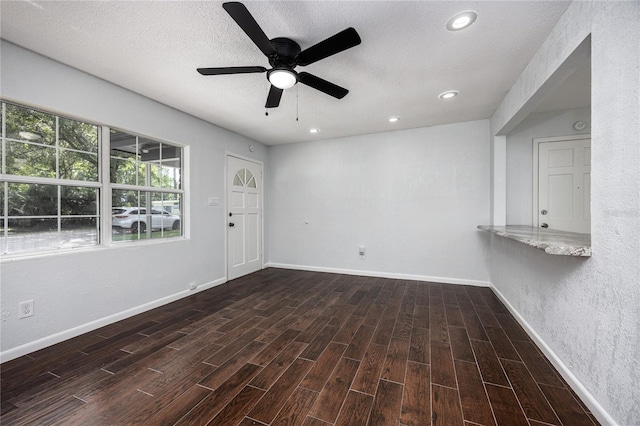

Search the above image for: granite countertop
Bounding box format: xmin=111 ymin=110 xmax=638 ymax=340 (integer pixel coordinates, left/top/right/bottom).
xmin=477 ymin=225 xmax=591 ymax=257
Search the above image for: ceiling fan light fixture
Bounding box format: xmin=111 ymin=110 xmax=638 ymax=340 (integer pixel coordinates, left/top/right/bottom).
xmin=438 ymin=90 xmax=459 ymax=99
xmin=446 ymin=11 xmax=477 ymax=31
xmin=268 ymin=69 xmax=297 ymax=90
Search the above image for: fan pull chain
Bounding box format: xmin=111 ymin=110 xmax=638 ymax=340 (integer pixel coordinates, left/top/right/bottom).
xmin=296 ymin=84 xmax=299 ymax=122
xmin=265 ymin=85 xmax=269 ymax=116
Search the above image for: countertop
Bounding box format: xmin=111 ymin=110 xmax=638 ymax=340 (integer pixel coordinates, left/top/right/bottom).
xmin=477 ymin=225 xmax=591 ymax=257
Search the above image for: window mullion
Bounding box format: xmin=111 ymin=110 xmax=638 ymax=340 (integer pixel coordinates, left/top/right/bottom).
xmin=136 ymin=136 xmax=140 ymax=188
xmin=2 ymin=102 xmax=5 ymax=174
xmin=111 ymin=183 xmax=184 ymax=194
xmin=2 ymin=181 xmax=7 ymax=255
xmin=56 ymin=117 xmax=61 ymax=247
xmin=1 ymin=104 xmax=5 ymax=255
xmin=101 ymin=126 xmax=112 ymax=245
xmin=0 ymin=174 xmax=102 ymax=188
xmin=145 ymin=151 xmax=151 ymax=189
xmin=57 ymin=184 xmax=62 ymax=248
xmin=55 ymin=116 xmax=60 ymax=179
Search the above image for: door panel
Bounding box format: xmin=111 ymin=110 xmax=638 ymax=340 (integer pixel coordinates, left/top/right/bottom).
xmin=548 ymin=174 xmax=573 ymax=219
xmin=583 ymin=173 xmax=591 ymax=221
xmin=547 ymin=149 xmax=573 ymax=167
xmin=231 ymin=214 xmax=245 ymax=267
xmin=247 ymin=212 xmax=260 ymax=262
xmin=584 ymin=147 xmax=591 ymax=166
xmin=231 ymin=191 xmax=244 ymax=208
xmin=247 ymin=193 xmax=259 ymax=209
xmin=227 ymin=156 xmax=263 ymax=280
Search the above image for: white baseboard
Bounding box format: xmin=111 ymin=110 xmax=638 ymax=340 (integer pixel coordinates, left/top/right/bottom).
xmin=0 ymin=277 xmax=227 ymax=364
xmin=264 ymin=262 xmax=491 ymax=287
xmin=490 ymin=284 xmax=617 ymax=426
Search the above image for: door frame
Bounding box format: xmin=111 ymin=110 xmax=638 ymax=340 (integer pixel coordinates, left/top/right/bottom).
xmin=532 ymin=134 xmax=590 ymax=228
xmin=225 ymin=152 xmax=265 ymax=279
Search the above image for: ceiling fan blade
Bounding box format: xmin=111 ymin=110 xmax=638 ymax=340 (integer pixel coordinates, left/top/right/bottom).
xmin=295 ymin=28 xmax=361 ymax=66
xmin=265 ymin=85 xmax=283 ymax=108
xmin=298 ymin=72 xmax=348 ymax=99
xmin=197 ymin=66 xmax=267 ymax=75
xmin=223 ymin=2 xmax=277 ymax=58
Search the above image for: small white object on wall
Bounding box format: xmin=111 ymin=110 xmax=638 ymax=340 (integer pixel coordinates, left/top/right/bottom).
xmin=573 ymin=121 xmax=586 ymax=131
xmin=19 ymin=301 xmax=34 ymax=319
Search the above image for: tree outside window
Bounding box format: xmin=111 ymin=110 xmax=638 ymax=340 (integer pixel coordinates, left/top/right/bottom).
xmin=1 ymin=102 xmax=185 ymax=255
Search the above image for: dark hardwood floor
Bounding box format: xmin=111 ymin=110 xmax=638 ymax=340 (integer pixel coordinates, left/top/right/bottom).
xmin=1 ymin=268 xmax=599 ymax=425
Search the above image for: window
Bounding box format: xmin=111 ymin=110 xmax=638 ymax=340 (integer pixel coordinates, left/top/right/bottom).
xmin=233 ymin=168 xmax=257 ymax=188
xmin=0 ymin=101 xmax=186 ymax=256
xmin=110 ymin=129 xmax=183 ymax=242
xmin=1 ymin=103 xmax=100 ymax=255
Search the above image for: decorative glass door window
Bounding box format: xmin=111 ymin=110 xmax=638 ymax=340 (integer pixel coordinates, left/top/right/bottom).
xmin=233 ymin=168 xmax=257 ymax=188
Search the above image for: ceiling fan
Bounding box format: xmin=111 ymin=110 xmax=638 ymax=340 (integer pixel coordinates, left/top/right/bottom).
xmin=197 ymin=2 xmax=361 ymax=108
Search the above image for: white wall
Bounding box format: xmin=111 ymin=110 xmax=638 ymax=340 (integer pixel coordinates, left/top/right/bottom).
xmin=267 ymin=121 xmax=491 ymax=285
xmin=0 ymin=42 xmax=267 ymax=360
xmin=506 ymin=107 xmax=591 ymax=225
xmin=488 ymin=2 xmax=640 ymax=425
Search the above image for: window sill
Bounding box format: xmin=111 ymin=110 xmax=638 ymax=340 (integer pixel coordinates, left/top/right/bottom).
xmin=477 ymin=225 xmax=591 ymax=257
xmin=0 ymin=236 xmax=188 ymax=263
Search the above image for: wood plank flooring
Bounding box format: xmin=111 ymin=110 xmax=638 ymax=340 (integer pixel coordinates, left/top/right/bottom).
xmin=0 ymin=268 xmax=599 ymax=425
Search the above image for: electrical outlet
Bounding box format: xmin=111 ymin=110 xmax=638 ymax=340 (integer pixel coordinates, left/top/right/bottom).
xmin=359 ymin=245 xmax=366 ymax=258
xmin=189 ymin=282 xmax=197 ymax=291
xmin=19 ymin=300 xmax=34 ymax=319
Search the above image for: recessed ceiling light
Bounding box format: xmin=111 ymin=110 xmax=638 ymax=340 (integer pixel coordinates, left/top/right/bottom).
xmin=446 ymin=11 xmax=477 ymax=31
xmin=438 ymin=90 xmax=459 ymax=100
xmin=388 ymin=116 xmax=400 ymax=123
xmin=309 ymin=128 xmax=320 ymax=134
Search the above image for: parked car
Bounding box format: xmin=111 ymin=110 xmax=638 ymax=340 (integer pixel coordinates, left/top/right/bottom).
xmin=112 ymin=207 xmax=180 ymax=233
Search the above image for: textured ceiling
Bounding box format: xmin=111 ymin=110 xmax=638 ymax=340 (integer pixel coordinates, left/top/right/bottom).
xmin=0 ymin=1 xmax=576 ymax=145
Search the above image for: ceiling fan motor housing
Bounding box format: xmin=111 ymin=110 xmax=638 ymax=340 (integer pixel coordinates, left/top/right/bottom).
xmin=268 ymin=38 xmax=301 ymax=70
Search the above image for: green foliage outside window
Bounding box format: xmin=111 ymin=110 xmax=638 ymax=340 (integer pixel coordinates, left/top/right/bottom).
xmin=3 ymin=103 xmax=98 ymax=216
xmin=1 ymin=102 xmax=184 ymax=254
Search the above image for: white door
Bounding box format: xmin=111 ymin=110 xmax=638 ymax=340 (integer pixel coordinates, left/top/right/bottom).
xmin=227 ymin=155 xmax=263 ymax=280
xmin=538 ymin=138 xmax=591 ymax=233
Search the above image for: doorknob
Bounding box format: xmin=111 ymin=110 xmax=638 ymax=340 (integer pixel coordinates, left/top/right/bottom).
xmin=229 ymin=222 xmax=235 ymax=227
xmin=541 ymin=223 xmax=549 ymax=228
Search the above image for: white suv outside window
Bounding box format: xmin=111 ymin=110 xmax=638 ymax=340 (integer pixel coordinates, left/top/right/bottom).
xmin=112 ymin=207 xmax=180 ymax=233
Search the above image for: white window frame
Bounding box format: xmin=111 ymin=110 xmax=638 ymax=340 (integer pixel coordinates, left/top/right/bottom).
xmin=0 ymin=101 xmax=188 ymax=258
xmin=0 ymin=102 xmax=102 ymax=256
xmin=107 ymin=127 xmax=185 ymax=244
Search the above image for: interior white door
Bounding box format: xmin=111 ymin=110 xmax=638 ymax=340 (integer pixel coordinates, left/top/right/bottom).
xmin=538 ymin=138 xmax=591 ymax=233
xmin=227 ymin=155 xmax=263 ymax=280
